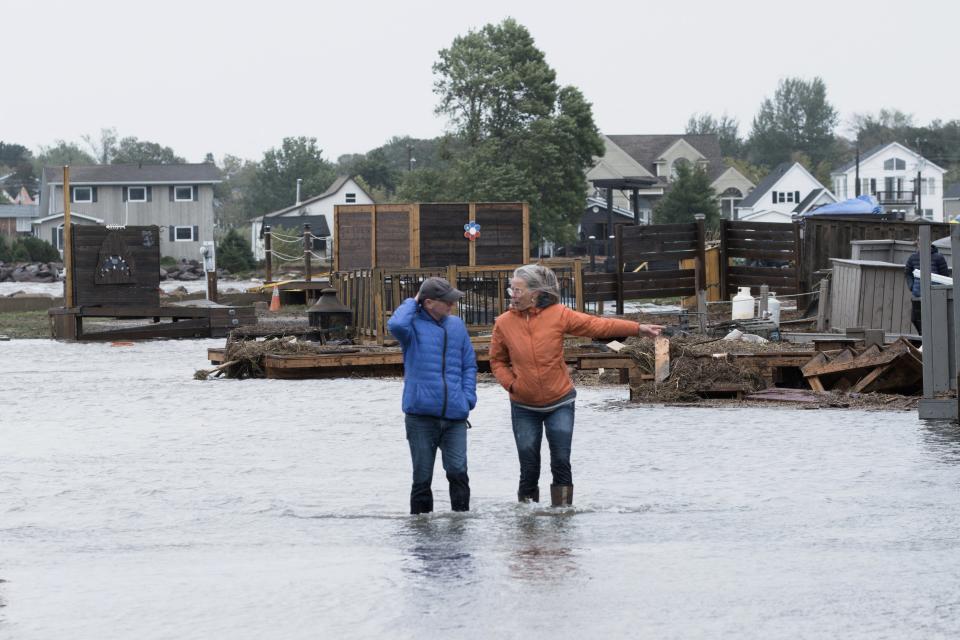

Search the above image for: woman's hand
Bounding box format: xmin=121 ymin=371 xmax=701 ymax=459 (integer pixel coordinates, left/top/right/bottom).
xmin=638 ymin=324 xmax=665 ymax=337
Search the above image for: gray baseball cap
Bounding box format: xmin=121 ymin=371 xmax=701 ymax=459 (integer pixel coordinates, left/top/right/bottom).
xmin=418 ymin=277 xmax=464 ymax=303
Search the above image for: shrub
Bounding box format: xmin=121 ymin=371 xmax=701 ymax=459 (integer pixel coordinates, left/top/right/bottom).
xmin=0 ymin=236 xmax=10 ymax=262
xmin=160 ymin=255 xmax=178 ymax=268
xmin=20 ymin=236 xmax=61 ymax=262
xmin=10 ymin=241 xmax=29 ymax=262
xmin=217 ymin=229 xmax=255 ymax=273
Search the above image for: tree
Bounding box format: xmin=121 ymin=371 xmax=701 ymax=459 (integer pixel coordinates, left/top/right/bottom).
xmin=339 ymin=147 xmax=399 ymax=194
xmin=214 ymin=154 xmax=260 ymax=228
xmin=19 ymin=236 xmax=60 ymax=262
xmin=0 ymin=142 xmax=37 ymax=197
xmin=686 ymin=113 xmax=743 ymax=158
xmin=747 ymin=77 xmax=838 ymax=168
xmin=216 ymin=229 xmax=255 ymax=273
xmin=249 ymin=137 xmax=336 ymax=215
xmin=652 ymin=163 xmax=720 ymax=227
xmin=34 ymin=141 xmax=95 ymax=172
xmin=424 ymin=19 xmax=603 ymax=244
xmin=111 ymin=137 xmax=184 ymax=164
xmin=82 ymin=127 xmax=119 ymax=163
xmin=434 ymin=18 xmax=558 ymax=145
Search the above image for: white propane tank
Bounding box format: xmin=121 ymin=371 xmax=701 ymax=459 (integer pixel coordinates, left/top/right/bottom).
xmin=731 ymin=286 xmax=754 ymax=320
xmin=767 ymin=292 xmax=781 ymax=325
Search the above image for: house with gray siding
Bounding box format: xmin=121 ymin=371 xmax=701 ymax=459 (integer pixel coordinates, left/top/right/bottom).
xmin=37 ymin=163 xmax=221 ymax=260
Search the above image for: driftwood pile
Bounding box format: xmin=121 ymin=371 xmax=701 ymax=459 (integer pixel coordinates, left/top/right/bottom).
xmin=195 ymin=336 xmax=361 ymax=380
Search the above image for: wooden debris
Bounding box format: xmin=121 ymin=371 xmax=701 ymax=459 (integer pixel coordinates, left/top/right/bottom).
xmin=654 ymin=336 xmax=670 ymax=383
xmin=800 ymin=337 xmax=921 ymax=394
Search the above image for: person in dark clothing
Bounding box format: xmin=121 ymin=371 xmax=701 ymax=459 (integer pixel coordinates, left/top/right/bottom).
xmin=904 ymin=244 xmax=951 ymax=334
xmin=387 ymin=277 xmax=477 ymax=515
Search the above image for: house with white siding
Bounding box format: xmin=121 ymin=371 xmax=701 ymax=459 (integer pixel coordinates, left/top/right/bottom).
xmin=37 ymin=163 xmax=221 ymax=260
xmin=830 ymin=142 xmax=946 ymax=221
xmin=736 ymin=162 xmax=836 ymax=223
xmin=250 ymin=175 xmax=373 ymax=261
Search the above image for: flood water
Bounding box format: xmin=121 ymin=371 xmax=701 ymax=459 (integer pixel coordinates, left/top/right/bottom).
xmin=2 ymin=339 xmax=960 ymax=639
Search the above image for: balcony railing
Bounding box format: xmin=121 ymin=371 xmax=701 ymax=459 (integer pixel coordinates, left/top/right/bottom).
xmin=875 ymin=190 xmax=916 ymax=204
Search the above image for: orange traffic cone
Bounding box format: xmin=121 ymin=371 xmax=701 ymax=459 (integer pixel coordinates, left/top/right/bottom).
xmin=269 ymin=285 xmax=281 ymax=311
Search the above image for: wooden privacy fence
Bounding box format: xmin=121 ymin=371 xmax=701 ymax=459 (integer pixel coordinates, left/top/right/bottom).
xmin=333 ymin=261 xmax=584 ymax=342
xmin=719 ymin=220 xmax=801 ymax=299
xmin=613 ymin=219 xmax=707 ymax=314
xmin=801 ymin=216 xmax=950 ymax=288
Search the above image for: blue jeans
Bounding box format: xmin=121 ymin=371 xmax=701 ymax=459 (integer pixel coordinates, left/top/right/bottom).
xmin=510 ymin=402 xmax=575 ymax=498
xmin=405 ymin=414 xmax=470 ymax=514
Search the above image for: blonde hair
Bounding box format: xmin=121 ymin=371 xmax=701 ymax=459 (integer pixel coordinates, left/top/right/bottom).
xmin=513 ymin=263 xmax=560 ymax=307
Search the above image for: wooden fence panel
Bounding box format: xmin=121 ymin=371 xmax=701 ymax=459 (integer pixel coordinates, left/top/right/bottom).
xmin=801 ymin=216 xmax=950 ymax=289
xmin=720 ymin=220 xmax=800 ymax=298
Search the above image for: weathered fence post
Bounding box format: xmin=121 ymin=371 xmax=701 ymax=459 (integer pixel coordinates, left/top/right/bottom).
xmin=264 ymin=225 xmax=273 ymax=284
xmin=816 ymin=278 xmax=830 ymax=332
xmin=759 ymin=284 xmax=769 ymax=318
xmin=447 ymin=264 xmax=459 ymax=317
xmin=574 ymin=258 xmax=585 ymax=312
xmin=303 ymin=223 xmax=312 ymax=283
xmin=719 ymin=219 xmax=728 ymax=301
xmin=694 ymin=214 xmax=707 ymax=293
xmin=792 ymin=216 xmax=803 ymax=294
xmin=615 ymin=225 xmax=625 ymax=316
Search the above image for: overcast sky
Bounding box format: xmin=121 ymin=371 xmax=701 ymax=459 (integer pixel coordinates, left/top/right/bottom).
xmin=5 ymin=0 xmax=956 ymax=164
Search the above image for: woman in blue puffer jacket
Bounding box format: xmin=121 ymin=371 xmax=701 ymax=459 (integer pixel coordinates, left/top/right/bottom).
xmin=388 ymin=277 xmax=477 ymax=514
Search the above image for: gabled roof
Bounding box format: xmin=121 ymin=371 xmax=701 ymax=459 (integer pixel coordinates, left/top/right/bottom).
xmin=585 ymin=196 xmax=638 ymax=220
xmin=262 ymin=175 xmax=369 ymax=218
xmin=262 ymin=214 xmax=331 ymax=237
xmin=944 ymin=183 xmax=960 ymax=199
xmin=42 ymin=163 xmax=222 ymax=185
xmin=32 ymin=211 xmax=104 ymax=224
xmin=0 ymin=204 xmax=39 ymax=218
xmin=792 ymin=188 xmax=837 ymax=214
xmin=604 ymin=134 xmax=727 ymax=182
xmin=737 ymin=162 xmax=794 ymax=208
xmin=832 ymin=141 xmax=946 ymax=175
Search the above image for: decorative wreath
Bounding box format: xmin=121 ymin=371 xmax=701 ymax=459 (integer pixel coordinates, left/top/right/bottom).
xmin=463 ymin=221 xmax=481 ymax=241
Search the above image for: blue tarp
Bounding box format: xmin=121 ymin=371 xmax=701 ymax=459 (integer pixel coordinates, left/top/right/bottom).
xmin=804 ymin=194 xmax=882 ymax=216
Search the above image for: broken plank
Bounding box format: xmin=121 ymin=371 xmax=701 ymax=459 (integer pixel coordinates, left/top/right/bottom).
xmin=654 ymin=336 xmax=670 ymax=383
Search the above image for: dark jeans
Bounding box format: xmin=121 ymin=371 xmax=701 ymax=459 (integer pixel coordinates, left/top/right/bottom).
xmin=405 ymin=414 xmax=470 ymax=514
xmin=912 ymin=299 xmax=922 ymax=335
xmin=510 ymin=401 xmax=575 ymax=497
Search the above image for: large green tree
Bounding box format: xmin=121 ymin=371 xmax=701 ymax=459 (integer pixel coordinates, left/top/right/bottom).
xmin=34 ymin=141 xmax=95 ymax=172
xmin=747 ymin=77 xmax=838 ymax=169
xmin=249 ymin=136 xmax=336 ymax=215
xmin=652 ymin=163 xmax=720 ymax=227
xmin=214 ymin=154 xmax=260 ymax=229
xmin=410 ymin=19 xmax=603 ymax=244
xmin=111 ymin=137 xmax=184 ymax=164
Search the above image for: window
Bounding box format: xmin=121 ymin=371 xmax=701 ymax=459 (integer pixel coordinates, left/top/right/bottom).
xmin=861 ymin=178 xmax=872 ymax=195
xmin=923 ymin=209 xmax=934 ymax=220
xmin=127 ymin=186 xmax=147 ymax=202
xmin=174 ymin=185 xmax=194 ymax=202
xmin=883 ymin=158 xmax=906 ymax=171
xmin=174 ymin=226 xmax=195 ymax=241
xmin=73 ymin=186 xmax=92 ymax=202
xmin=56 ymin=224 xmax=65 ymax=250
xmin=345 ymin=192 xmax=356 ymax=204
xmin=923 ymin=178 xmax=937 ymax=195
xmin=670 ymin=157 xmax=690 ymax=180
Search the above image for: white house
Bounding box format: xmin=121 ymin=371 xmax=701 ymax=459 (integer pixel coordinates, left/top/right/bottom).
xmin=736 ymin=162 xmax=836 ymax=223
xmin=587 ymin=134 xmax=755 ymax=221
xmin=250 ymin=175 xmax=374 ymax=261
xmin=830 ymin=142 xmax=946 ymax=221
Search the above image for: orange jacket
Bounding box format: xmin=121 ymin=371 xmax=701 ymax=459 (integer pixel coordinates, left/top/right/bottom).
xmin=489 ymin=304 xmax=640 ymax=407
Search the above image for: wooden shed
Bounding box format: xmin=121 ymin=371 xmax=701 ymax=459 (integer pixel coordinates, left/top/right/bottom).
xmin=829 ymin=258 xmax=912 ymax=334
xmin=333 ymin=202 xmax=529 ymax=271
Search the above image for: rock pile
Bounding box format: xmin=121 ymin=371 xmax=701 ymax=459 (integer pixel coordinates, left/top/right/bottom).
xmin=0 ymin=262 xmax=63 ymax=283
xmin=161 ymin=259 xmax=207 ymax=281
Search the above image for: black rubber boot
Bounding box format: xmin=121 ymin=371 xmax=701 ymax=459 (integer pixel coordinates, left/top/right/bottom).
xmin=550 ymin=484 xmax=573 ymax=507
xmin=447 ymin=472 xmax=470 ymax=512
xmin=518 ymin=487 xmax=540 ymax=503
xmin=410 ymin=484 xmax=434 ymax=515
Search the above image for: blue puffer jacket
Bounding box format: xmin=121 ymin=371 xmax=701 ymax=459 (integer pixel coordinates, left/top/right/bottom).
xmin=387 ymin=298 xmax=477 ymax=420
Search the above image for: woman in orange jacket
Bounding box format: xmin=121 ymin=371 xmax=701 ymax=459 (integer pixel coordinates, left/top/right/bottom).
xmin=489 ymin=264 xmax=663 ymax=507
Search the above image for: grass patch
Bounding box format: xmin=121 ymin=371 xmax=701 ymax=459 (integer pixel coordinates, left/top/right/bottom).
xmin=0 ymin=311 xmax=52 ymax=338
